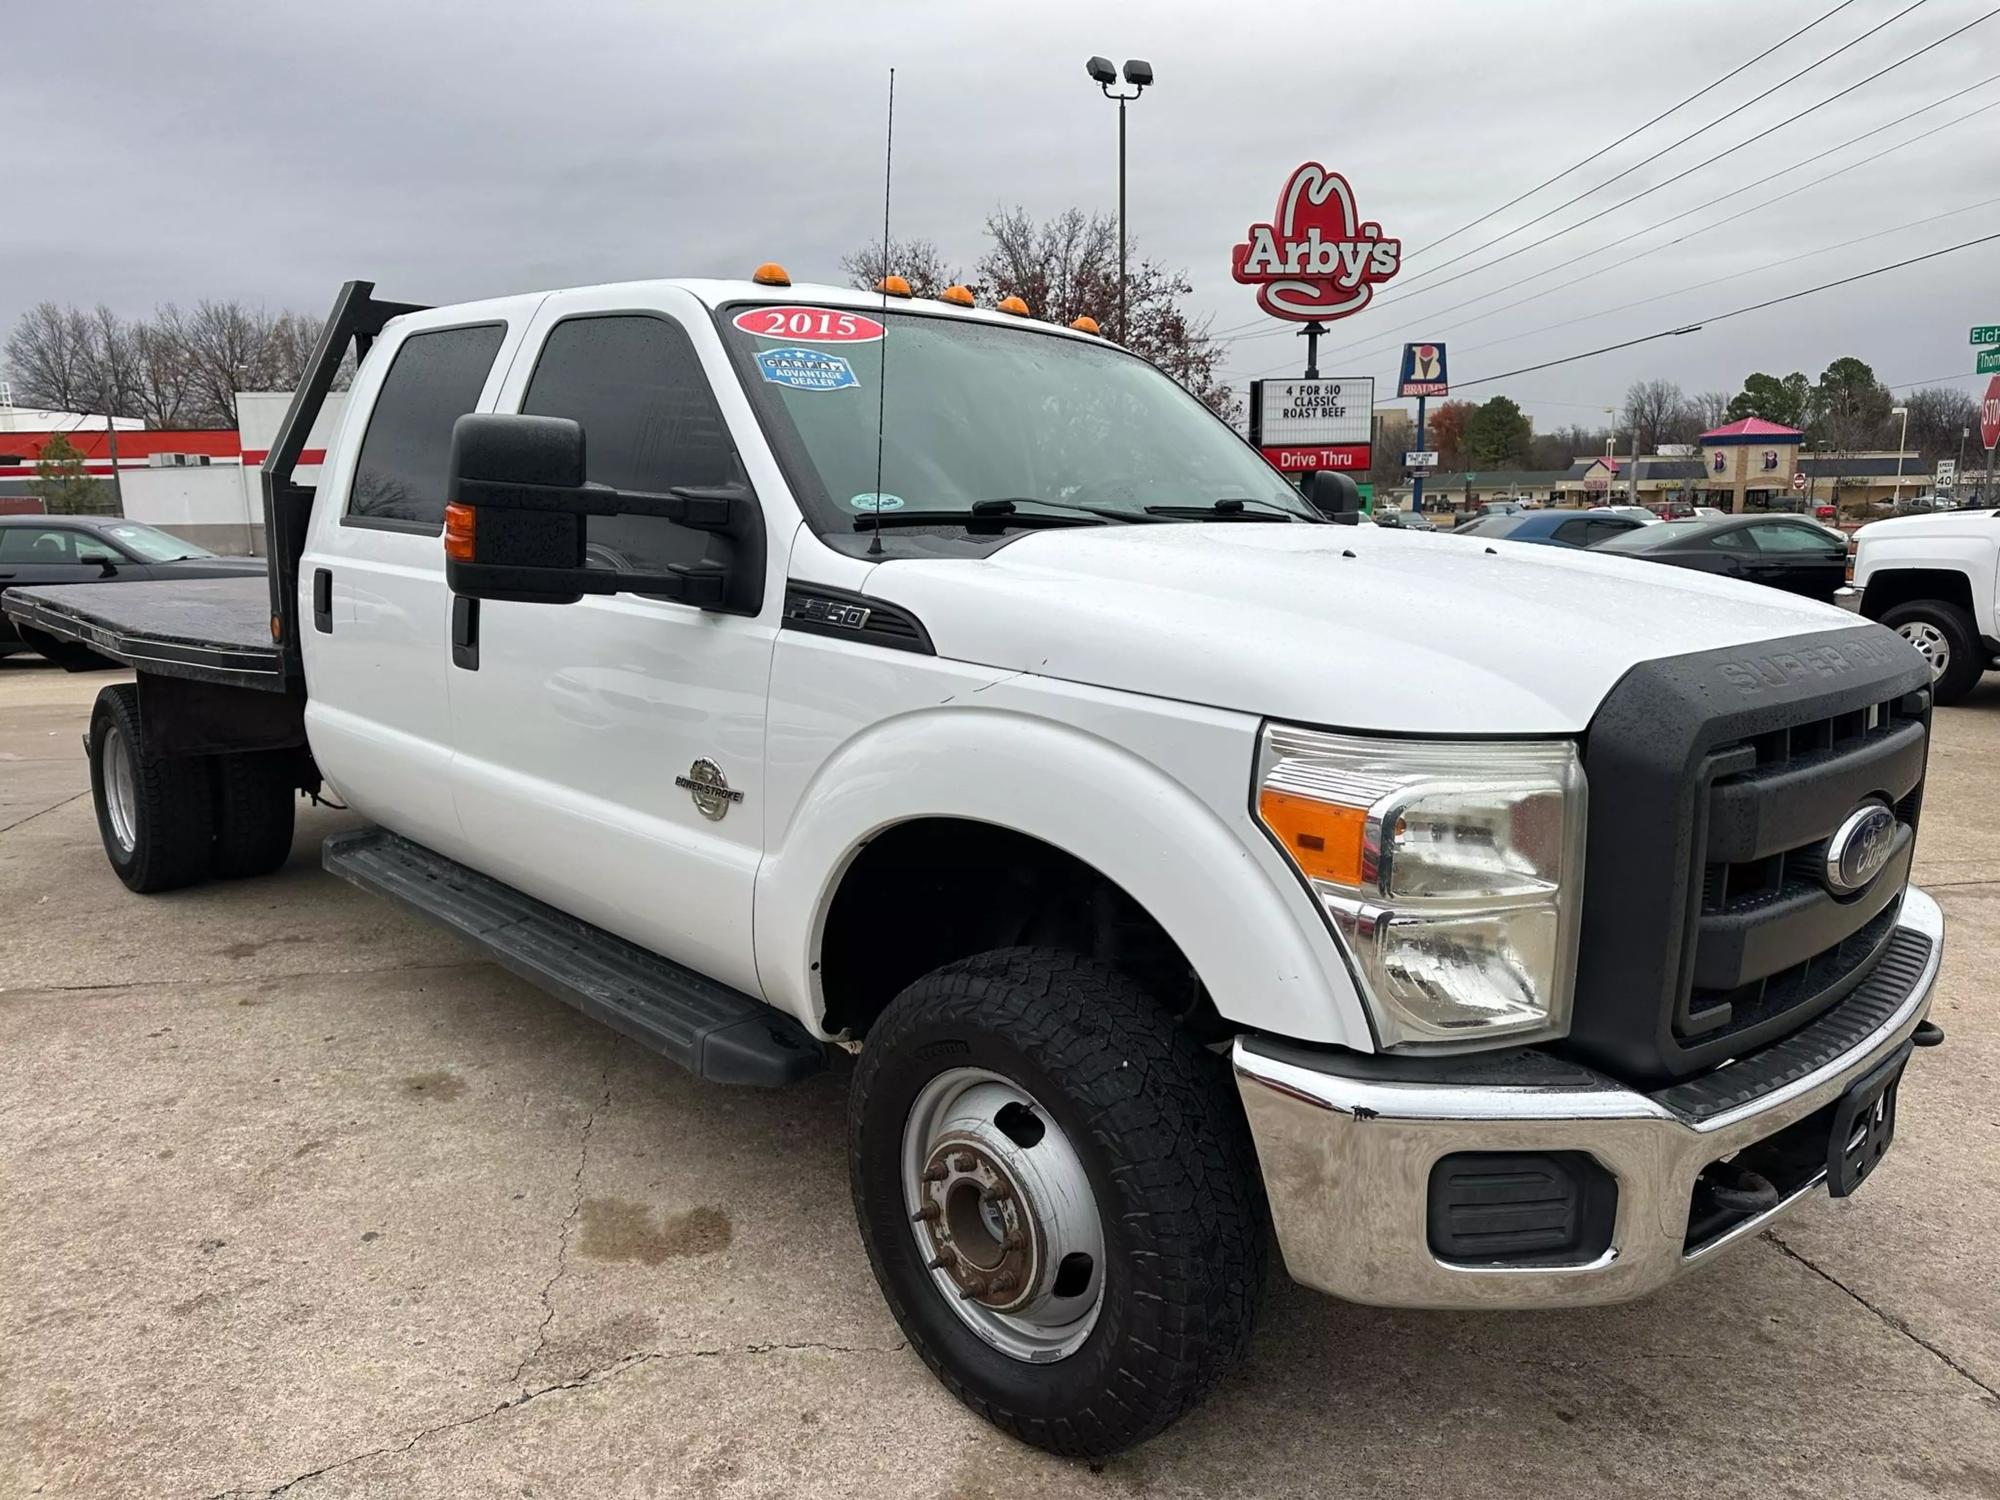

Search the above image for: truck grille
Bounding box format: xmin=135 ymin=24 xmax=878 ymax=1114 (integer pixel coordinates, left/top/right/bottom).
xmin=1565 ymin=628 xmax=1933 ymax=1086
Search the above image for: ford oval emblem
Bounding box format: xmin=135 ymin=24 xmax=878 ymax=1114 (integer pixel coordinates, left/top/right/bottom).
xmin=1825 ymin=803 xmax=1897 ymax=895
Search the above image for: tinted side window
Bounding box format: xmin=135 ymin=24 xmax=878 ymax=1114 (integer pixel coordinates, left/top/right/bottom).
xmin=521 ymin=315 xmax=747 ymax=574
xmin=0 ymin=527 xmax=78 ymax=562
xmin=1584 ymin=519 xmax=1634 ymax=544
xmin=1553 ymin=519 xmax=1591 ymax=544
xmin=1752 ymin=524 xmax=1839 ymax=553
xmin=1702 ymin=529 xmax=1752 ymax=552
xmin=347 ymin=323 xmax=507 ymax=530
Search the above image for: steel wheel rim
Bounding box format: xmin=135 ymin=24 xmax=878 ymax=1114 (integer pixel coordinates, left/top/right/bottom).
xmin=1897 ymin=621 xmax=1950 ymax=680
xmin=901 ymin=1067 xmax=1105 ymax=1363
xmin=102 ymin=722 xmax=137 ymax=855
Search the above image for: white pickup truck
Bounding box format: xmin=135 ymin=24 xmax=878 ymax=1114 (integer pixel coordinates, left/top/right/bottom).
xmin=4 ymin=275 xmax=1948 ymax=1457
xmin=1842 ymin=503 xmax=2000 ymax=703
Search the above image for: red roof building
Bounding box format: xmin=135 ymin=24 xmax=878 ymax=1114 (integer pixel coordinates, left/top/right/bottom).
xmin=1699 ymin=418 xmax=1804 ymax=444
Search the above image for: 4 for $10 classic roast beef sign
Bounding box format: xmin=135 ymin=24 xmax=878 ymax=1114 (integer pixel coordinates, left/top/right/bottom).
xmin=1230 ymin=162 xmax=1401 ymax=321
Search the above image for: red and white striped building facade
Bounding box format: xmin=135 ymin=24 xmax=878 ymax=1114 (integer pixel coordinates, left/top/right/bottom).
xmin=0 ymin=394 xmax=343 ymax=553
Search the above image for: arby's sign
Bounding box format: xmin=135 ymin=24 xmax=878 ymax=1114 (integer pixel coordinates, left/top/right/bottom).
xmin=1230 ymin=162 xmax=1402 ymax=321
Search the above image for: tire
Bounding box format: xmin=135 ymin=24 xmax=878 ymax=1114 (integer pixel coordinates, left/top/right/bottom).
xmin=210 ymin=751 xmax=297 ymax=878
xmin=88 ymin=684 xmax=215 ymax=893
xmin=849 ymin=947 xmax=1267 ymax=1458
xmin=1882 ymin=600 xmax=1982 ymax=705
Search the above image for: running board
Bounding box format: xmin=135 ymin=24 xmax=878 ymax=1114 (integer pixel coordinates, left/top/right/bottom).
xmin=323 ymin=828 xmax=826 ymax=1087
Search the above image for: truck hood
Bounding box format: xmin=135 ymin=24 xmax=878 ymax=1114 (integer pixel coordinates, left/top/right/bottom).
xmin=1857 ymin=509 xmax=2000 ymax=543
xmin=865 ymin=523 xmax=1872 ymax=734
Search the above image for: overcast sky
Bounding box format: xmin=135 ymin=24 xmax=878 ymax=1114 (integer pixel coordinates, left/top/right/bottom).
xmin=7 ymin=0 xmax=1998 ymax=432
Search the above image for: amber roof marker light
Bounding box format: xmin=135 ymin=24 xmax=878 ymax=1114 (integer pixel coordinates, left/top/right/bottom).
xmin=876 ymin=274 xmax=913 ymax=297
xmin=996 ymin=295 xmax=1031 ymax=317
xmin=1070 ymin=316 xmax=1100 ymax=335
xmin=751 ymin=262 xmax=792 ymax=287
xmin=940 ymin=285 xmax=976 ymax=307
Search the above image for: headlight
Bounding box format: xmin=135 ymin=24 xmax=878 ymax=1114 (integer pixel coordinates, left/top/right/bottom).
xmin=1254 ymin=725 xmax=1586 ymax=1048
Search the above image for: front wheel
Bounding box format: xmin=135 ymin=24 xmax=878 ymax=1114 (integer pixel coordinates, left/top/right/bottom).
xmin=1881 ymin=600 xmax=1982 ymax=705
xmin=849 ymin=947 xmax=1267 ymax=1458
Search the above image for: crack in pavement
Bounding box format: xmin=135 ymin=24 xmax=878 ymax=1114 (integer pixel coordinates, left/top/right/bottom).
xmin=0 ymin=961 xmax=495 ymax=1000
xmin=198 ymin=1338 xmax=910 ymax=1499
xmin=0 ymin=788 xmax=89 ymax=836
xmin=1765 ymin=1230 xmax=2000 ymax=1403
xmin=508 ymin=1054 xmax=614 ymax=1388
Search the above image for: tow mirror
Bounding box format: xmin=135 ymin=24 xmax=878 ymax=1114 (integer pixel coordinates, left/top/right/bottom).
xmin=443 ymin=413 xmax=758 ymax=612
xmin=1306 ymin=469 xmax=1363 ymax=525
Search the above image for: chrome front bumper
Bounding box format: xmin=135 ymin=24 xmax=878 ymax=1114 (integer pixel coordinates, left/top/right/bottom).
xmin=1233 ymin=884 xmax=1943 ymax=1310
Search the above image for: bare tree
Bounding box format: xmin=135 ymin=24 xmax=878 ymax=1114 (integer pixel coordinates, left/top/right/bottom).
xmin=1900 ymin=385 xmax=1980 ymax=468
xmin=1689 ymin=389 xmax=1731 ymax=433
xmin=839 ymin=237 xmax=976 ymax=300
xmin=1621 ymin=378 xmax=1689 ymax=455
xmin=3 ymin=302 xmax=98 ymax=411
xmin=181 ymin=300 xmax=281 ymax=426
xmin=128 ymin=304 xmax=199 ymax=429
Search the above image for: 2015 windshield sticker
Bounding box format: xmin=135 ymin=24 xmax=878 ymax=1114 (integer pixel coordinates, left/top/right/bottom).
xmin=756 ymin=347 xmax=859 ymax=392
xmin=733 ymin=306 xmax=885 ymax=343
xmin=849 ymin=493 xmax=905 ymax=512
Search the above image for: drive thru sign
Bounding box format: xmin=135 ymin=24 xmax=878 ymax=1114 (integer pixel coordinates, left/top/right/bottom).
xmin=1248 ymin=377 xmax=1374 ymax=471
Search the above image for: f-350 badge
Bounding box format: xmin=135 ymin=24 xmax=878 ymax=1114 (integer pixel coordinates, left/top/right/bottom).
xmin=676 ymin=758 xmax=744 ymax=821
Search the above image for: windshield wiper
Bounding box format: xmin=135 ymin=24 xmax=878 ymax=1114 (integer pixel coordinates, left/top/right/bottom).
xmin=853 ymin=498 xmax=1110 ymax=532
xmin=1143 ymin=497 xmax=1319 ymax=522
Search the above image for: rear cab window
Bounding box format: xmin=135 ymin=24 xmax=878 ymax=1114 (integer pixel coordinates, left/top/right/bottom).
xmin=345 ymin=323 xmax=509 ymax=533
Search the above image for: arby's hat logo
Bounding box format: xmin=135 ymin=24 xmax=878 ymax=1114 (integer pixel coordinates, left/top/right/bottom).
xmin=1230 ymin=162 xmax=1402 ymax=322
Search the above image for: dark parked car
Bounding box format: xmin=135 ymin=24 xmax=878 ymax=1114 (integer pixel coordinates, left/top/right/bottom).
xmin=1451 ymin=510 xmax=1646 ymax=547
xmin=1592 ymin=514 xmax=1848 ymax=602
xmin=1372 ymin=508 xmax=1435 ymax=530
xmin=0 ymin=517 xmax=265 ymax=662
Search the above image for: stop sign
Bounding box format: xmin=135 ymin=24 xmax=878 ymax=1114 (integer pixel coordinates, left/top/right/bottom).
xmin=1984 ymin=375 xmax=2000 ymax=451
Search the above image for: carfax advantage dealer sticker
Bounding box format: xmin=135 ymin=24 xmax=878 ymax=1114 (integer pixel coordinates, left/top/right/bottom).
xmin=733 ymin=306 xmax=885 ymax=343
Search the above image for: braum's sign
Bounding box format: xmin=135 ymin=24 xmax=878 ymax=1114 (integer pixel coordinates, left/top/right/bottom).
xmin=1248 ymin=377 xmax=1374 ymax=472
xmin=1231 ymin=163 xmax=1401 ymax=322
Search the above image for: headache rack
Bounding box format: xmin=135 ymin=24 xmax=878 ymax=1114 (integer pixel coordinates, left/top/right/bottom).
xmin=261 ymin=280 xmax=429 ymax=674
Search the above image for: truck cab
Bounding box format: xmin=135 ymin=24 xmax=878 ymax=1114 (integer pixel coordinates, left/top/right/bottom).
xmin=4 ymin=274 xmax=1948 ymax=1459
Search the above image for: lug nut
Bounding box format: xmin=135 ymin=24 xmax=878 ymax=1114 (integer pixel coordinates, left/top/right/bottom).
xmin=988 ymin=1271 xmax=1017 ymax=1294
xmin=980 ymin=1183 xmax=1012 ymax=1204
xmin=910 ymin=1202 xmax=941 ymax=1224
xmin=921 ymin=1162 xmax=948 ymax=1183
xmin=926 ymin=1249 xmax=957 ymax=1272
xmin=958 ymin=1274 xmax=990 ymax=1299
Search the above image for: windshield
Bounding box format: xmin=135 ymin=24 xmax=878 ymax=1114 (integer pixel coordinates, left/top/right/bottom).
xmin=1597 ymin=519 xmax=1705 ymax=552
xmin=720 ymin=305 xmax=1316 ymax=543
xmin=100 ymin=522 xmax=215 ymax=562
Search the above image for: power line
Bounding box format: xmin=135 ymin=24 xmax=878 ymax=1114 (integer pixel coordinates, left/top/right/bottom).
xmin=1409 ymin=0 xmax=1863 ymax=259
xmin=1391 ymin=0 xmax=1939 ymax=296
xmin=1449 ymin=231 xmax=2000 ymax=390
xmin=1225 ymin=70 xmax=2000 ymax=360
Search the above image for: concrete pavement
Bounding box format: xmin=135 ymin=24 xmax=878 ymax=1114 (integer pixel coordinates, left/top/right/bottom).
xmin=2 ymin=655 xmax=1997 ymax=1498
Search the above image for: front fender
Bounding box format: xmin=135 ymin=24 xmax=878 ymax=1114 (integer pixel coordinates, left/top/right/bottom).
xmin=752 ymin=697 xmax=1369 ymax=1050
xmin=1857 ymin=537 xmax=1994 ymax=636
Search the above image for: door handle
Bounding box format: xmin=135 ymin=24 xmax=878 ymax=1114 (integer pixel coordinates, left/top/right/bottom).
xmin=312 ymin=568 xmax=333 ymax=633
xmin=451 ymin=594 xmax=479 ymax=671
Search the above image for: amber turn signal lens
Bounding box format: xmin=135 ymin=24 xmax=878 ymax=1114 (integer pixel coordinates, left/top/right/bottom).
xmin=877 ymin=274 xmax=912 ymax=297
xmin=940 ymin=285 xmax=976 ymax=307
xmin=1257 ymin=788 xmax=1368 ymax=888
xmin=996 ymin=295 xmax=1030 ymax=317
xmin=1069 ymin=316 xmax=1100 ymax=335
xmin=270 ymin=614 xmax=282 ymax=642
xmin=444 ymin=502 xmax=476 ymax=562
xmin=751 ymin=262 xmax=792 ymax=287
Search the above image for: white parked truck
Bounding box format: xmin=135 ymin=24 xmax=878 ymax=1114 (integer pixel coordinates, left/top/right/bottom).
xmin=4 ymin=276 xmax=1948 ymax=1457
xmin=1840 ymin=504 xmax=2000 ymax=703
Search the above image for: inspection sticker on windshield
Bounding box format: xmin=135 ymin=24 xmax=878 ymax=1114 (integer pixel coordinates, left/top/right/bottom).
xmin=755 ymin=347 xmax=859 ymax=392
xmin=850 ymin=493 xmax=905 ymax=512
xmin=734 ymin=306 xmax=885 ymax=343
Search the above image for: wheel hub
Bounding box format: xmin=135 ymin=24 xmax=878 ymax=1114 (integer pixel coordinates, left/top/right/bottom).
xmin=916 ymin=1136 xmax=1041 ymax=1312
xmin=1896 ymin=621 xmax=1949 ymax=680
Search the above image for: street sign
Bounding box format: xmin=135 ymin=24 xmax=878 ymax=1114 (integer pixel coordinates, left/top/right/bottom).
xmin=1231 ymin=164 xmax=1401 ymax=322
xmin=1979 ymin=348 xmax=2000 ymax=375
xmin=1405 ymin=450 xmax=1439 ymax=468
xmin=1397 ymin=343 xmax=1449 ymax=398
xmin=1972 ymin=325 xmax=2000 ymax=346
xmin=1937 ymin=459 xmax=1957 ymax=491
xmin=1984 ymin=376 xmax=2000 ymax=451
xmin=1792 ymin=471 xmax=1807 ymax=492
xmin=1248 ymin=376 xmax=1374 ymax=471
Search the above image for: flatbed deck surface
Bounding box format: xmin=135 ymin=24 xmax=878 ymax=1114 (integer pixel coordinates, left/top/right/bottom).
xmin=3 ymin=577 xmax=286 ymax=688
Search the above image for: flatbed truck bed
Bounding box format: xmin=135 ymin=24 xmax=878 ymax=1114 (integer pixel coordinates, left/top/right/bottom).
xmin=2 ymin=576 xmax=287 ymax=690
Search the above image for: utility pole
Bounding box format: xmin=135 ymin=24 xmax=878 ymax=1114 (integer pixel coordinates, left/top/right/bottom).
xmin=1411 ymin=395 xmax=1428 ymax=514
xmin=1085 ymin=57 xmax=1151 ymax=343
xmin=1891 ymin=405 xmax=1910 ymax=510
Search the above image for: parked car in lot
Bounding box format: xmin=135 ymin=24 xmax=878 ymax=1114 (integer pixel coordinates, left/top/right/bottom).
xmin=1588 ymin=504 xmax=1662 ymax=525
xmin=1593 ymin=514 xmax=1848 ymax=602
xmin=1372 ymin=507 xmax=1434 ymax=530
xmin=1843 ymin=502 xmax=2000 ymax=702
xmin=0 ymin=517 xmax=265 ymax=662
xmin=1452 ymin=509 xmax=1646 ymax=547
xmin=3 ymin=275 xmax=1948 ymax=1457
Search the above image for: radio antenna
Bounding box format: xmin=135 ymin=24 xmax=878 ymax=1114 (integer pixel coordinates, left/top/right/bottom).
xmin=868 ymin=66 xmax=895 ymax=558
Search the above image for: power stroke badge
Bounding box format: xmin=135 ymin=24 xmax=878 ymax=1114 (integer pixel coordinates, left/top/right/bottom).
xmin=676 ymin=758 xmax=745 ymax=821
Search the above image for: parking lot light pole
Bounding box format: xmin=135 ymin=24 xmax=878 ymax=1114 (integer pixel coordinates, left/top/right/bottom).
xmin=1891 ymin=405 xmax=1910 ymax=509
xmin=1085 ymin=56 xmax=1151 ymax=344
